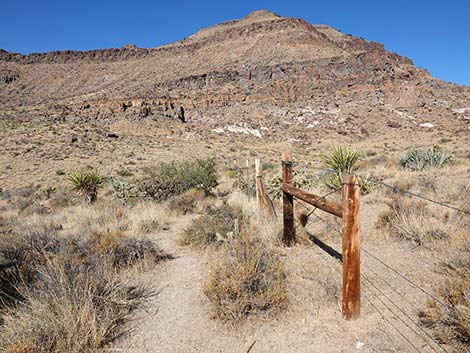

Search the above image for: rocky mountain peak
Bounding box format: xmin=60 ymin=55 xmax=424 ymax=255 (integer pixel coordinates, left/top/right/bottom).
xmin=244 ymin=9 xmax=281 ymax=20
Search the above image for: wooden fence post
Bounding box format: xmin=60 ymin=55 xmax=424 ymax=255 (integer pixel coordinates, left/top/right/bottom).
xmin=282 ymin=152 xmax=295 ymax=246
xmin=255 ymin=158 xmax=262 ymax=209
xmin=341 ymin=174 xmax=361 ymax=320
xmin=255 ymin=158 xmax=276 ymax=220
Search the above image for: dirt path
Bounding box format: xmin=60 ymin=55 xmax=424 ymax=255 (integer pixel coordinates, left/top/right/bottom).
xmin=121 ymin=215 xmax=242 ymax=353
xmin=120 ymin=213 xmax=447 ymax=353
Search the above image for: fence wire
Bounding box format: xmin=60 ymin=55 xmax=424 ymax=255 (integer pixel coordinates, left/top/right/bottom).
xmin=280 ymin=168 xmax=470 ymax=353
xmin=310 ymin=230 xmax=442 ymax=353
xmin=364 ymin=176 xmax=470 ymax=217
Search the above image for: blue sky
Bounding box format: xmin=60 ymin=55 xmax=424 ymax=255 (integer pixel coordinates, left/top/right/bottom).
xmin=1 ymin=0 xmax=469 ymax=85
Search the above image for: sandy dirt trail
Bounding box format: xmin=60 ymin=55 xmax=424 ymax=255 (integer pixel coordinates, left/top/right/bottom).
xmin=120 ymin=212 xmax=446 ymax=353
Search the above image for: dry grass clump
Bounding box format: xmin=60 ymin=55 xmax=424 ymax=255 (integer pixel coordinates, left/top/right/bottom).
xmin=376 ymin=196 xmax=462 ymax=245
xmin=419 ymin=247 xmax=470 ymax=351
xmin=0 ymin=202 xmax=170 ymax=353
xmin=1 ymin=258 xmax=151 ymax=353
xmin=180 ymin=202 xmax=243 ymax=248
xmin=192 ymin=192 xmax=286 ymax=321
xmin=168 ymin=188 xmax=206 ymax=215
xmin=128 ymin=200 xmax=172 ymax=235
xmin=203 ymin=231 xmax=286 ymax=321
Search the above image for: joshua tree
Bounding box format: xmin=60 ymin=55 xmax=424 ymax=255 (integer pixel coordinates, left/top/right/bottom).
xmin=68 ymin=169 xmax=104 ymax=204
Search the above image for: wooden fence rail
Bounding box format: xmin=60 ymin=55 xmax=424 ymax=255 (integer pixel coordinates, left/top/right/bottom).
xmin=281 ymin=152 xmax=361 ymax=321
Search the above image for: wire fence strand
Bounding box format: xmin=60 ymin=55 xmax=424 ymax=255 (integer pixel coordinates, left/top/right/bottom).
xmin=361 ymin=274 xmax=451 ymax=353
xmin=298 ymin=205 xmax=470 ymax=324
xmin=356 ymin=174 xmax=470 ymax=217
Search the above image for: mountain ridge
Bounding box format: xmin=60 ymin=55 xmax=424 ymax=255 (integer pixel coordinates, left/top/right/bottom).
xmin=1 ymin=10 xmax=469 ymax=143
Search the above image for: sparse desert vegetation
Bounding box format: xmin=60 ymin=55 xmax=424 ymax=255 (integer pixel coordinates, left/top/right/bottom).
xmin=400 ymin=146 xmax=453 ymax=171
xmin=0 ymin=200 xmax=171 ymax=353
xmin=1 ymin=142 xmax=470 ymax=352
xmin=420 ymin=246 xmax=470 ymax=351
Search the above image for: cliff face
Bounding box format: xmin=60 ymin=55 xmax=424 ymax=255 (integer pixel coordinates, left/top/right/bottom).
xmin=1 ymin=10 xmax=469 ymax=140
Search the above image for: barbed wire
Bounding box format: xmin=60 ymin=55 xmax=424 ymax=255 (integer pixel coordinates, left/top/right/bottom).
xmin=362 ymin=291 xmax=425 ymax=353
xmin=298 ymin=207 xmax=470 ymax=325
xmin=362 ymin=176 xmax=470 ymax=217
xmin=302 ymin=165 xmax=470 ymax=216
xmin=309 ymin=231 xmax=430 ymax=353
xmin=361 ymin=274 xmax=451 ymax=353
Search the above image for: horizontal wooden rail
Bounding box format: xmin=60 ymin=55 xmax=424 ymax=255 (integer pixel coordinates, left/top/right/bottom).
xmin=282 ymin=184 xmax=342 ymax=218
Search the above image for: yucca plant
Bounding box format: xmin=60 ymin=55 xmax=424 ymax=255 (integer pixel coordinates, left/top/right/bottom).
xmin=400 ymin=146 xmax=453 ymax=171
xmin=320 ymin=145 xmax=360 ymax=191
xmin=321 ymin=145 xmax=360 ymax=173
xmin=69 ymin=169 xmax=104 ymax=204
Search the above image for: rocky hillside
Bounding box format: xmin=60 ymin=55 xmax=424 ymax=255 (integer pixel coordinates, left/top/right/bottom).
xmin=1 ymin=10 xmax=469 ymax=142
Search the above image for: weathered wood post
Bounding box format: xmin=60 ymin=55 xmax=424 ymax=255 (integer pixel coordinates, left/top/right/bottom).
xmin=245 ymin=159 xmax=250 ymax=194
xmin=341 ymin=174 xmax=361 ymax=320
xmin=255 ymin=158 xmax=276 ymax=220
xmin=255 ymin=158 xmax=263 ymax=210
xmin=282 ymin=152 xmax=295 ymax=246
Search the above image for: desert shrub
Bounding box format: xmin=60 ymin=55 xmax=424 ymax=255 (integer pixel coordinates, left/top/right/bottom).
xmin=400 ymin=146 xmax=452 ymax=171
xmin=234 ymin=168 xmax=256 ymax=196
xmin=168 ymin=188 xmax=205 ymax=215
xmin=140 ymin=158 xmax=218 ymax=201
xmin=376 ymin=196 xmax=460 ymax=245
xmin=68 ymin=168 xmax=104 ymax=204
xmin=87 ymin=229 xmax=169 ymax=268
xmin=0 ymin=256 xmax=152 ymax=353
xmin=203 ymin=232 xmax=286 ymax=321
xmin=109 ymin=177 xmax=141 ymax=203
xmin=180 ymin=203 xmax=243 ymax=248
xmin=71 ymin=202 xmax=130 ymax=236
xmin=265 ymin=167 xmax=319 ymax=199
xmin=128 ymin=201 xmax=171 ymax=235
xmin=0 ymin=209 xmax=168 ymax=352
xmin=419 ymin=248 xmax=470 ymax=350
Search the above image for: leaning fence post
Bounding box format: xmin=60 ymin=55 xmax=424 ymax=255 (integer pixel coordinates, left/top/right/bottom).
xmin=282 ymin=152 xmax=295 ymax=246
xmin=255 ymin=158 xmax=276 ymax=220
xmin=341 ymin=174 xmax=361 ymax=320
xmin=255 ymin=158 xmax=263 ymax=210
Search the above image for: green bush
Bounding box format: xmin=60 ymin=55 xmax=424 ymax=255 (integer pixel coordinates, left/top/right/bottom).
xmin=140 ymin=158 xmax=218 ymax=201
xmin=68 ymin=168 xmax=104 ymax=204
xmin=400 ymin=146 xmax=453 ymax=171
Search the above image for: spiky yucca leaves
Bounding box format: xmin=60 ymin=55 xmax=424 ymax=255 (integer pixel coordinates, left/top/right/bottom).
xmin=320 ymin=145 xmax=360 ymax=191
xmin=321 ymin=145 xmax=360 ymax=174
xmin=400 ymin=146 xmax=453 ymax=171
xmin=68 ymin=169 xmax=104 ymax=204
